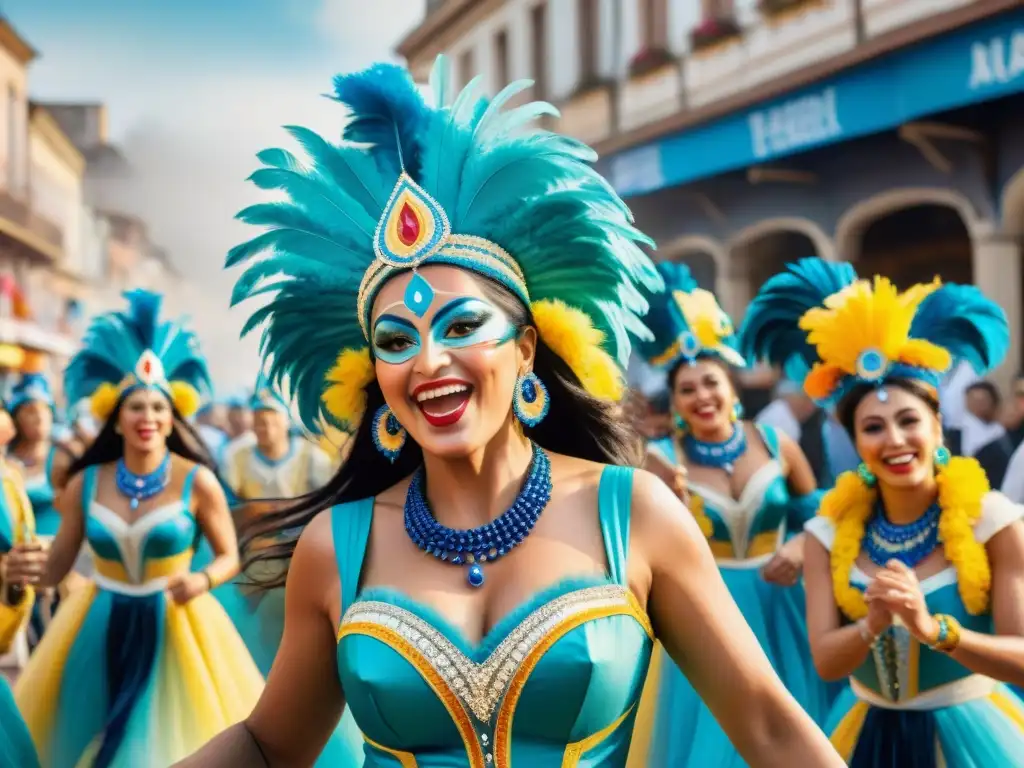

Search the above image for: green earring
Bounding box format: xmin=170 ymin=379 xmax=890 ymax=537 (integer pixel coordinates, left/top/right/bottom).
xmin=934 ymin=445 xmax=951 ymax=468
xmin=673 ymin=412 xmax=689 ymax=434
xmin=857 ymin=462 xmax=876 ymax=487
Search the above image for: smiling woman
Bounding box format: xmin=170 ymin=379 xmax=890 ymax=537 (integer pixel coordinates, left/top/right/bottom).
xmin=5 ymin=290 xmax=263 ymax=768
xmin=177 ymin=56 xmax=844 ymax=768
xmin=742 ymin=257 xmax=1024 ymax=767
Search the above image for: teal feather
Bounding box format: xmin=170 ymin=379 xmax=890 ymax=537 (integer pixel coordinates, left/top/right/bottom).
xmin=910 ymin=283 xmax=1009 ymax=375
xmin=229 ymin=56 xmax=660 ymax=433
xmin=65 ymin=290 xmax=212 ymax=410
xmin=738 ymin=257 xmax=857 ymax=373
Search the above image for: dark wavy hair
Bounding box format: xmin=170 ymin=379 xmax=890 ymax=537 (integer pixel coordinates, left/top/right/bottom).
xmin=836 ymin=377 xmax=941 ymax=437
xmin=67 ymin=394 xmax=216 ymax=479
xmin=241 ymin=275 xmax=645 ymax=588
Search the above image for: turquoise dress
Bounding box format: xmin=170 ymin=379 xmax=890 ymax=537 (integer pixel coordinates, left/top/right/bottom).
xmin=333 ymin=465 xmax=654 ymax=766
xmin=1 ymin=676 xmax=39 ymax=768
xmin=15 ymin=464 xmax=264 ymax=768
xmin=644 ymin=425 xmax=837 ymax=766
xmin=23 ymin=446 xmax=59 ymax=538
xmin=806 ymin=493 xmax=1024 ymax=766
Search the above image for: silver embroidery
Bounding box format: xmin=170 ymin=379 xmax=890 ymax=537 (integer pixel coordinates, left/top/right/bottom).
xmin=341 ymin=584 xmax=632 ymax=723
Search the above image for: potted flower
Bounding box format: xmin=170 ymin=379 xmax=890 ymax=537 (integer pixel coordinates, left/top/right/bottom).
xmin=689 ymin=15 xmax=742 ymax=51
xmin=627 ymin=46 xmax=676 ymax=79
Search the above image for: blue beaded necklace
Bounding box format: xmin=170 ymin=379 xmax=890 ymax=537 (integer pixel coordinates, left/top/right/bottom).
xmin=404 ymin=442 xmax=552 ymax=588
xmin=864 ymin=501 xmax=941 ymax=568
xmin=115 ymin=453 xmax=172 ymax=511
xmin=682 ymin=424 xmax=748 ymax=475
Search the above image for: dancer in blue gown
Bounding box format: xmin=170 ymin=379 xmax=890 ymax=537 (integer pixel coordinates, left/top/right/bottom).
xmin=743 ymin=257 xmax=1024 ymax=766
xmin=179 ymin=56 xmax=843 ymax=767
xmin=634 ymin=261 xmax=836 ymax=767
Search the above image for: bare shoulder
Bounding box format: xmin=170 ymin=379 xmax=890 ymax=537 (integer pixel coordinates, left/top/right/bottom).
xmin=629 ymin=467 xmax=709 ymax=567
xmin=63 ymin=468 xmax=86 ymax=499
xmin=296 ymin=510 xmax=339 ymax=564
xmin=547 ymin=452 xmax=605 ymax=491
xmin=293 ymin=509 xmax=344 ymax=616
xmin=375 ymin=475 xmax=414 ymax=514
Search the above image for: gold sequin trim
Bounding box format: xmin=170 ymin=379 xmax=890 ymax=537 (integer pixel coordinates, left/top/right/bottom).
xmin=340 ymin=585 xmax=638 ymax=723
xmin=338 ymin=621 xmax=485 ymax=768
xmin=493 ymin=598 xmax=652 ymax=766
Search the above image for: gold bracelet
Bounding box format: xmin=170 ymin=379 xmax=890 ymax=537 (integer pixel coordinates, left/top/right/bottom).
xmin=200 ymin=569 xmax=216 ymax=591
xmin=929 ymin=614 xmax=962 ymax=653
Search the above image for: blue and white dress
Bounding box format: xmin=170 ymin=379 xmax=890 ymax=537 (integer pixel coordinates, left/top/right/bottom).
xmin=641 ymin=424 xmax=837 ymax=766
xmin=22 ymin=446 xmax=60 ymax=539
xmin=806 ymin=493 xmax=1024 ymax=766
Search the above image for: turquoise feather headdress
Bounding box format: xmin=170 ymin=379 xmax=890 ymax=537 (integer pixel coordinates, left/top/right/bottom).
xmin=638 ymin=261 xmax=744 ymax=370
xmin=9 ymin=373 xmax=55 ymax=413
xmin=65 ymin=290 xmax=213 ymax=421
xmin=228 ymin=56 xmax=661 ymax=434
xmin=739 ymin=257 xmax=1009 ymax=406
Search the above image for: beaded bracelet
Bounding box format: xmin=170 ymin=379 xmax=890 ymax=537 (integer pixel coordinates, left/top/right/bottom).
xmin=857 ymin=618 xmax=880 ymax=646
xmin=929 ymin=614 xmax=962 ymax=653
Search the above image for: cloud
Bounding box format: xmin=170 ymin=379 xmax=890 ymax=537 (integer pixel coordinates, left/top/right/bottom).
xmin=314 ymin=0 xmax=425 ymax=61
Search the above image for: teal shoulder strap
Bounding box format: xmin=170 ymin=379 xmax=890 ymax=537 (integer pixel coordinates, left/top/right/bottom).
xmin=757 ymin=424 xmax=781 ymax=459
xmin=81 ymin=465 xmax=98 ymax=515
xmin=647 ymin=436 xmax=678 ymax=465
xmin=330 ymin=497 xmax=374 ymax=617
xmin=181 ymin=465 xmax=201 ymax=508
xmin=45 ymin=445 xmax=57 ymax=484
xmin=597 ymin=465 xmax=635 ymax=586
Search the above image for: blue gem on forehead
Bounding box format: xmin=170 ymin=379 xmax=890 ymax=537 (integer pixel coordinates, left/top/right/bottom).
xmin=403 ymin=272 xmax=435 ymax=317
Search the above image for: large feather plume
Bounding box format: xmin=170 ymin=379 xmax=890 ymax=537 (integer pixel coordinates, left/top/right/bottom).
xmin=738 ymin=257 xmax=857 ymax=379
xmin=65 ymin=290 xmax=212 ymax=406
xmin=910 ymin=283 xmax=1009 ymax=376
xmin=229 ymin=55 xmax=661 ymax=431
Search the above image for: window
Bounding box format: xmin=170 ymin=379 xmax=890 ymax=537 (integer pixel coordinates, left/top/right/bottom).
xmin=494 ymin=29 xmax=510 ymax=89
xmin=639 ymin=0 xmax=668 ymax=49
xmin=531 ymin=2 xmax=548 ymax=99
xmin=458 ymin=48 xmax=475 ymax=89
xmin=578 ymin=0 xmax=598 ymax=83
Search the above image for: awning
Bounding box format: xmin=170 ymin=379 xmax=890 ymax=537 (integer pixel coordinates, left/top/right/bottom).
xmin=0 ymin=317 xmax=76 ymax=357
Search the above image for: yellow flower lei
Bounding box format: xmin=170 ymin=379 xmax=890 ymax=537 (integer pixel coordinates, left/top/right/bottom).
xmin=821 ymin=456 xmax=991 ymax=621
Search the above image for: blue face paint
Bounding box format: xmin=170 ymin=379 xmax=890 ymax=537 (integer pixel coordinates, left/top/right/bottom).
xmin=430 ymin=297 xmax=516 ymax=350
xmin=372 ymin=314 xmax=422 ymax=365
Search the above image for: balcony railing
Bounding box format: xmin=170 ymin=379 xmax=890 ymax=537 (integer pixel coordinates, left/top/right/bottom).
xmin=0 ymin=191 xmax=63 ymax=259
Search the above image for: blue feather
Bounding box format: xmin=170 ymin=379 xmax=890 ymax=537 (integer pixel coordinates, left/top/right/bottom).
xmin=910 ymin=283 xmax=1009 ymax=375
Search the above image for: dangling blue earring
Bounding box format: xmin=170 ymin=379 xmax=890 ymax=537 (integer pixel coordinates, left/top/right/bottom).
xmin=673 ymin=412 xmax=689 ymax=435
xmin=731 ymin=401 xmax=744 ymax=423
xmin=513 ymin=371 xmax=549 ymax=427
xmin=857 ymin=462 xmax=877 ymax=487
xmin=934 ymin=445 xmax=951 ymax=469
xmin=372 ymin=404 xmax=406 ymax=463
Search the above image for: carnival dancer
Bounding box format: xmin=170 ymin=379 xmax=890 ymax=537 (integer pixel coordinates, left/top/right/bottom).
xmin=0 ymin=401 xmax=35 ymax=683
xmin=633 ymin=261 xmax=835 ymax=767
xmin=179 ymin=57 xmax=841 ymax=767
xmin=741 ymin=256 xmax=1024 ymax=766
xmin=5 ymin=290 xmax=262 ymax=768
xmin=8 ymin=373 xmax=78 ymax=643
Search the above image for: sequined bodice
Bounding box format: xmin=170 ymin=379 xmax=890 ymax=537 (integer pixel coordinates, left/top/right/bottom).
xmin=649 ymin=427 xmax=791 ymax=560
xmin=333 ymin=466 xmax=655 ymax=767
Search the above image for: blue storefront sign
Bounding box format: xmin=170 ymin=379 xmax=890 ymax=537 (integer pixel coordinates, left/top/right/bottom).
xmin=608 ymin=8 xmax=1024 ymax=197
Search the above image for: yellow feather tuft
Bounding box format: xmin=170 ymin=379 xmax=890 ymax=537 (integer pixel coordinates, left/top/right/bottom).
xmin=168 ymin=381 xmax=202 ymax=418
xmin=322 ymin=347 xmax=376 ymax=429
xmin=532 ymin=299 xmax=624 ymax=402
xmin=799 ymin=275 xmax=943 ymax=377
xmin=90 ymin=382 xmax=121 ymax=422
xmin=673 ymin=289 xmax=733 ymax=349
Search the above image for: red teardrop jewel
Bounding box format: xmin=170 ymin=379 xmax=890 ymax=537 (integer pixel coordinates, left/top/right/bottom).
xmin=397 ymin=202 xmax=420 ymax=246
xmin=142 ymin=359 xmax=152 ymax=376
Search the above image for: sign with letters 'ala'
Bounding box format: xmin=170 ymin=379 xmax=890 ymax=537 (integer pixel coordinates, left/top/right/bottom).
xmin=969 ymin=28 xmax=1024 ymax=90
xmin=748 ymin=87 xmax=842 ymax=161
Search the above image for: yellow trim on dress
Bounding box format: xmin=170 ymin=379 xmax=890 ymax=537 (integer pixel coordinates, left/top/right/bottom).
xmin=493 ymin=600 xmax=653 ymax=766
xmin=990 ymin=689 xmax=1024 ymax=732
xmin=625 ymin=642 xmax=664 ymax=768
xmin=338 ymin=621 xmax=486 ymax=768
xmin=829 ymin=699 xmax=869 ymax=761
xmin=562 ymin=704 xmax=635 ymax=767
xmin=92 ymin=550 xmax=194 ymax=583
xmin=365 ymin=735 xmax=418 ymax=767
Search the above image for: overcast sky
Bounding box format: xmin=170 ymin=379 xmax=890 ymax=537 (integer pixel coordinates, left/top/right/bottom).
xmin=7 ymin=0 xmax=426 ymax=394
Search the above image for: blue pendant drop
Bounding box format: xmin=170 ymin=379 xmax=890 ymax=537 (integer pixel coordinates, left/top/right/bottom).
xmin=467 ymin=563 xmax=485 ymax=588
xmin=130 ymin=498 xmax=139 ymax=511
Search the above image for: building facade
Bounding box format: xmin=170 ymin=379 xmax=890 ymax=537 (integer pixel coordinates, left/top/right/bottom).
xmin=398 ymin=0 xmax=1024 ymax=392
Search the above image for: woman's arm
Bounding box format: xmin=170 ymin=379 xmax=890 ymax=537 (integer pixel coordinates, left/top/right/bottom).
xmin=762 ymin=432 xmax=818 ymax=586
xmin=174 ymin=511 xmax=347 ymax=767
xmin=874 ymin=520 xmax=1024 ymax=686
xmin=169 ymin=467 xmax=240 ymax=604
xmin=804 ymin=536 xmax=889 ymax=681
xmin=49 ymin=446 xmax=74 ymax=495
xmin=632 ymin=471 xmax=842 ymax=766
